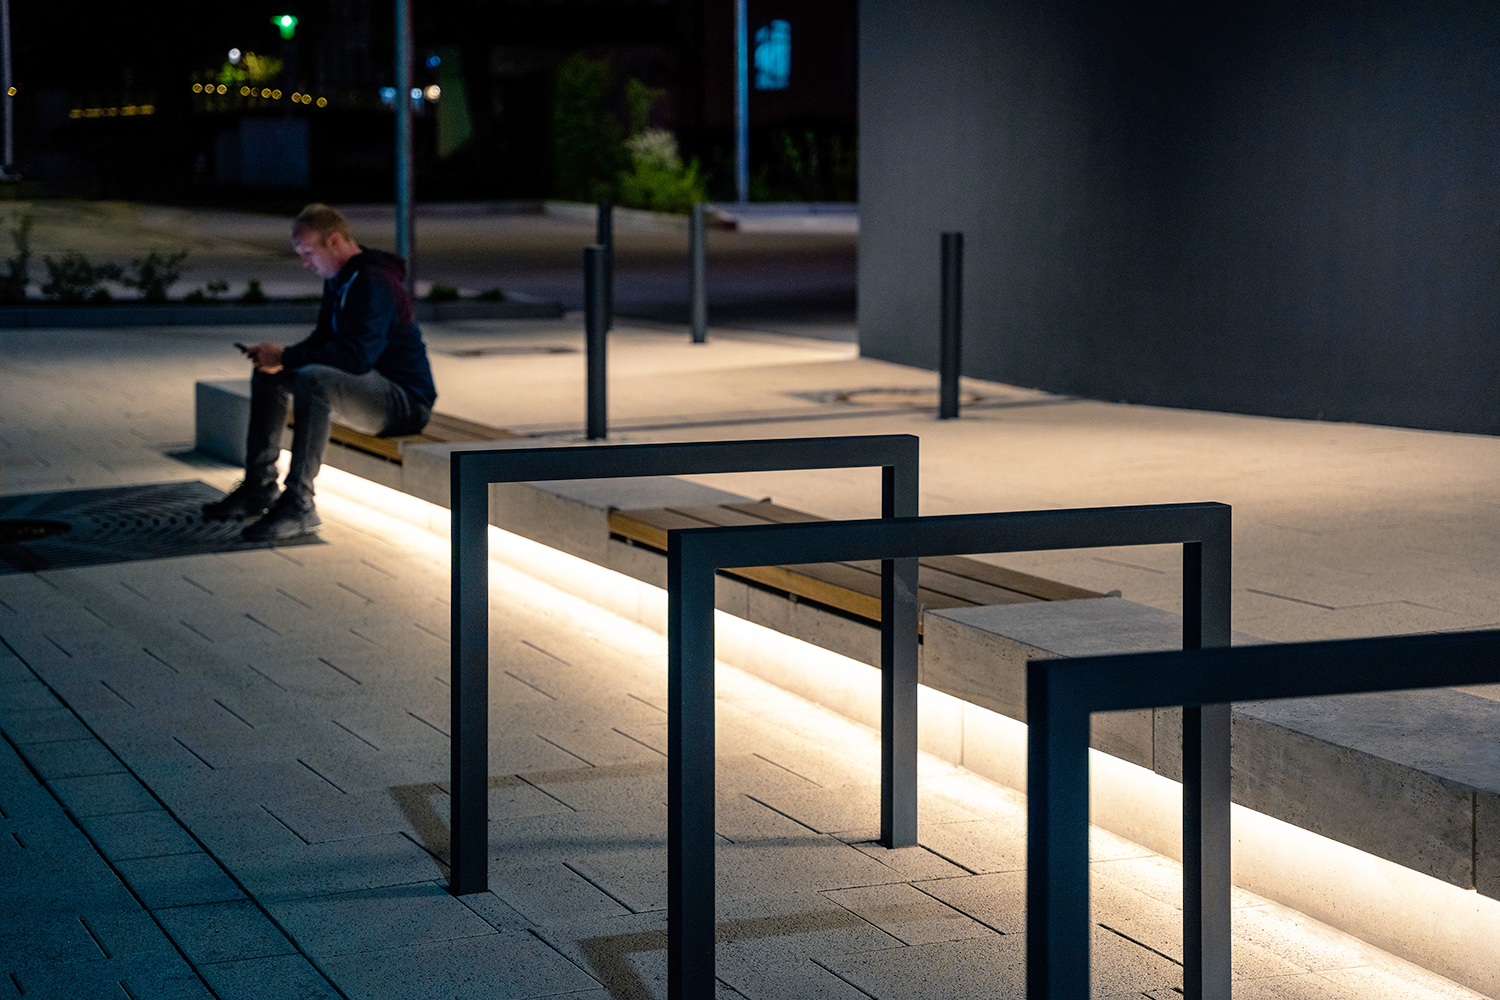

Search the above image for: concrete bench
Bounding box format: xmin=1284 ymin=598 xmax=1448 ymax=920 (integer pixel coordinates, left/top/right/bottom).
xmin=925 ymin=598 xmax=1500 ymax=902
xmin=195 ymin=379 xmax=522 ymax=489
xmin=194 ymin=382 xmax=1500 ymax=909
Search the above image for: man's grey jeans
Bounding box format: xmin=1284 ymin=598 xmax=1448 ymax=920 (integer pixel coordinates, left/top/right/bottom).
xmin=245 ymin=364 xmax=430 ymax=503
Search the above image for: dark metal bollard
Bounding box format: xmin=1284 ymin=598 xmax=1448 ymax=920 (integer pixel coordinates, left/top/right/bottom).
xmin=689 ymin=202 xmax=708 ymax=343
xmin=596 ymin=199 xmax=614 ymax=331
xmin=585 ymin=245 xmax=608 ymax=439
xmin=939 ymin=231 xmax=964 ymax=420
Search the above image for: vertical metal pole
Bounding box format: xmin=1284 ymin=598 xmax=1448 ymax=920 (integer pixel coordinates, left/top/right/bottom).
xmin=667 ymin=541 xmax=717 ymax=1000
xmin=1 ymin=0 xmax=13 ymax=174
xmin=1181 ymin=524 xmax=1233 ymax=1000
xmin=879 ymin=457 xmax=920 ymax=848
xmin=1026 ymin=665 xmax=1092 ymax=1000
xmin=585 ymin=245 xmax=608 ymax=440
xmin=394 ymin=0 xmax=414 ymax=294
xmin=689 ymin=202 xmax=708 ymax=343
xmin=735 ymin=0 xmax=749 ymax=204
xmin=939 ymin=232 xmax=963 ymax=420
xmin=596 ymin=200 xmax=614 ymax=331
xmin=449 ymin=456 xmax=489 ymax=894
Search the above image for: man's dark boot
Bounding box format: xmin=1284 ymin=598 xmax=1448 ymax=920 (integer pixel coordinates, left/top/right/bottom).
xmin=242 ymin=492 xmax=321 ymax=543
xmin=203 ymin=480 xmax=281 ymax=520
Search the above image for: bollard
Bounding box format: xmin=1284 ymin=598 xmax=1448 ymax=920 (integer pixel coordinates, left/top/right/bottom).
xmin=939 ymin=231 xmax=964 ymax=420
xmin=596 ymin=199 xmax=614 ymax=331
xmin=689 ymin=202 xmax=708 ymax=343
xmin=585 ymin=245 xmax=608 ymax=439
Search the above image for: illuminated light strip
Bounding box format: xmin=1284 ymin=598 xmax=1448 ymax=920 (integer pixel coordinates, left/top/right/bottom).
xmin=69 ymin=105 xmax=153 ymax=119
xmin=309 ymin=462 xmax=1500 ymax=997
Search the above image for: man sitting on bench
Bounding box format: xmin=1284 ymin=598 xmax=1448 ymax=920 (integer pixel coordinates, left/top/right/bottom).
xmin=204 ymin=203 xmax=438 ymax=541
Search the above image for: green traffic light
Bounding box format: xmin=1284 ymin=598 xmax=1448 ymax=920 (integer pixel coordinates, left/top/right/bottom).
xmin=273 ymin=14 xmax=298 ymax=39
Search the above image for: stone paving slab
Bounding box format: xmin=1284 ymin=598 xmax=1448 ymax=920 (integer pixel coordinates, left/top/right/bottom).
xmin=4 ymin=321 xmax=1499 ymax=998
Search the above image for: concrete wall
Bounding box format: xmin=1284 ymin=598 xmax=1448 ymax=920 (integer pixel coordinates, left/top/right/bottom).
xmin=858 ymin=1 xmax=1500 ymax=435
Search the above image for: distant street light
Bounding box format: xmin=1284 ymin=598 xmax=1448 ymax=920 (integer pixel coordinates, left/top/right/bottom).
xmin=228 ymin=48 xmax=242 ymax=64
xmin=272 ymin=14 xmax=298 ymax=40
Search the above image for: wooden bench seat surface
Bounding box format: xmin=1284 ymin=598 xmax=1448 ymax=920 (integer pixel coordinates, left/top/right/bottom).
xmin=300 ymin=412 xmax=522 ymax=462
xmin=608 ymin=500 xmax=1103 ymax=624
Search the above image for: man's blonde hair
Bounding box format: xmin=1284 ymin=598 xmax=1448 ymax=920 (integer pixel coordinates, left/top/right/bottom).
xmin=292 ymin=203 xmax=354 ymax=242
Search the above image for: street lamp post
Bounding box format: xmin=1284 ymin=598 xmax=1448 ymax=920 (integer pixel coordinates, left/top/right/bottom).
xmin=394 ymin=0 xmax=414 ymax=293
xmin=1 ymin=0 xmax=15 ymax=178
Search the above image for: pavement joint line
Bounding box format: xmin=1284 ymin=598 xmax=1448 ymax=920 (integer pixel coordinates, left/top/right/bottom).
xmin=329 ymin=718 xmax=380 ymax=751
xmin=276 ymin=587 xmax=314 ymax=609
xmin=213 ymin=699 xmax=253 ymax=728
xmin=750 ymin=752 xmax=823 ymax=787
xmin=808 ymin=955 xmax=882 ymax=999
xmin=561 ymin=861 xmax=641 ymax=914
xmin=502 ymin=669 xmax=556 ymax=699
xmin=297 ymin=758 xmax=347 ymax=794
xmin=334 ymin=582 xmax=374 ymax=604
xmin=243 ymin=613 xmax=281 ymax=635
xmin=536 ymin=735 xmax=595 ymax=767
xmin=412 ymin=622 xmax=448 ymax=643
xmin=743 ymin=794 xmax=823 ymax=834
xmin=141 ymin=648 xmax=178 ymax=673
xmin=171 ymin=736 xmax=214 ymax=770
xmin=317 ymin=657 xmax=362 ymax=685
xmin=520 ymin=639 xmax=569 ymax=665
xmin=0 ymin=636 xmax=340 ymax=1000
xmin=1097 ymin=921 xmax=1183 ymax=967
xmin=99 ymin=680 xmax=135 ymax=708
xmin=178 ymin=620 xmax=213 ymax=643
xmin=407 ymin=711 xmax=448 ymax=737
xmin=610 ymin=728 xmax=665 ymax=757
xmin=246 ymin=664 xmax=288 ymax=691
xmin=261 ymin=805 xmax=310 ymax=845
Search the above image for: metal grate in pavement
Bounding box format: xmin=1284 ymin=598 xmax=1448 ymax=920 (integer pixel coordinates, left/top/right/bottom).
xmin=0 ymin=481 xmax=321 ymax=573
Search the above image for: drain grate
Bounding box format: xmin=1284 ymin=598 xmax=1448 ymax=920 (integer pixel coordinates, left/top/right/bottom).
xmin=0 ymin=481 xmax=321 ymax=574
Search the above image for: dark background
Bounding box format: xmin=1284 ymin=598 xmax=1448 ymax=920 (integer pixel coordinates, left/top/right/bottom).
xmin=8 ymin=0 xmax=856 ymax=205
xmin=858 ymin=0 xmax=1500 ymax=435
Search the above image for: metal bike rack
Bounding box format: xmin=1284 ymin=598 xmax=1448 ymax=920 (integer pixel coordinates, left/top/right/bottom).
xmin=448 ymin=435 xmax=921 ymax=895
xmin=1027 ymin=628 xmax=1500 ymax=1000
xmin=665 ymin=501 xmax=1231 ymax=999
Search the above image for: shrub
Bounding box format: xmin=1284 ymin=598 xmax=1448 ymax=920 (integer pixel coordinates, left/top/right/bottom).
xmin=122 ymin=248 xmax=189 ymax=303
xmin=40 ymin=251 xmax=120 ymax=303
xmin=616 ymin=128 xmax=707 ymax=214
xmin=552 ymin=53 xmax=624 ymax=202
xmin=476 ymin=288 xmax=504 ymax=302
xmin=241 ymin=279 xmax=268 ymax=304
xmin=184 ymin=289 xmax=207 ymax=303
xmin=427 ymin=285 xmax=459 ymax=302
xmin=0 ymin=214 xmax=33 ymax=303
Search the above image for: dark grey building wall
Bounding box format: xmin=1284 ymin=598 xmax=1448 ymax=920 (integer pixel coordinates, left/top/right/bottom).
xmin=859 ymin=2 xmax=1500 ymax=434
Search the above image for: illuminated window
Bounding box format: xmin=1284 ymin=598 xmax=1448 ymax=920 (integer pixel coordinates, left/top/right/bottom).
xmin=754 ymin=19 xmax=790 ymax=91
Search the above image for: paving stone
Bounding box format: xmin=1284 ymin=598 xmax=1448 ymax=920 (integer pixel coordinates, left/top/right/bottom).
xmin=81 ymin=808 xmax=201 ymax=860
xmin=316 ymin=930 xmax=600 ymax=1000
xmin=238 ymin=832 xmax=445 ymax=903
xmin=716 ymin=789 xmax=822 ymax=841
xmin=519 ymin=760 xmax=666 ymax=813
xmin=0 ymin=680 xmax=59 ymax=713
xmin=115 ymin=851 xmax=244 ymax=908
xmin=22 ymin=737 xmax=127 ymax=781
xmin=198 ymin=952 xmax=342 ymax=1000
xmin=490 ymin=861 xmax=635 ymax=926
xmin=269 ymin=881 xmax=497 ymax=959
xmin=11 ymin=951 xmax=214 ymax=1000
xmin=717 ymin=955 xmax=875 ymax=1000
xmin=46 ymin=771 xmax=159 ymax=817
xmin=819 ymin=931 xmax=1028 ymax=999
xmin=842 ymin=840 xmax=971 ymax=881
xmin=823 ymin=882 xmax=995 ymax=946
xmin=911 ymin=870 xmax=1026 ymax=934
xmin=456 ymin=889 xmax=534 ymax=933
xmin=717 ymin=834 xmax=912 ymax=901
xmin=155 ymin=899 xmax=297 ymax=965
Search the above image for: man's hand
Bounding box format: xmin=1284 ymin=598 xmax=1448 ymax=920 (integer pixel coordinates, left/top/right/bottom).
xmin=245 ymin=342 xmax=285 ymax=374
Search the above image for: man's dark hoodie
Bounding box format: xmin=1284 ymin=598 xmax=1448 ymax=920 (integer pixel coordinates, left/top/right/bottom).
xmin=280 ymin=248 xmax=438 ymax=409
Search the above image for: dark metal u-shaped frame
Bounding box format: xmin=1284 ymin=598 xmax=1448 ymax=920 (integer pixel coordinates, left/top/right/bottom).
xmin=666 ymin=502 xmax=1231 ymax=1000
xmin=1029 ymin=628 xmax=1500 ymax=1000
xmin=449 ymin=435 xmax=920 ymax=896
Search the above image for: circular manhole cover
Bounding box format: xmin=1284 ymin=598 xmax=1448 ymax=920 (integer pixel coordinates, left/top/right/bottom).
xmin=836 ymin=387 xmax=985 ymax=408
xmin=0 ymin=519 xmax=72 ymax=544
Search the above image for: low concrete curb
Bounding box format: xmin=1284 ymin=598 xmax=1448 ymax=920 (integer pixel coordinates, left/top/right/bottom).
xmin=0 ymin=295 xmax=563 ymax=329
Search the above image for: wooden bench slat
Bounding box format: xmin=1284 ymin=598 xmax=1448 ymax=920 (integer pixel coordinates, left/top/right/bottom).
xmin=721 ymin=500 xmax=825 ymax=524
xmin=920 ymin=554 xmax=1103 ymax=601
xmin=298 ymin=411 xmax=521 ymax=463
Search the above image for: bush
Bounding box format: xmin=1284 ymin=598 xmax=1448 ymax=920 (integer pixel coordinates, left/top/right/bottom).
xmin=616 ymin=128 xmax=707 ymax=214
xmin=427 ymin=284 xmax=460 ymax=302
xmin=552 ymin=54 xmax=624 ymax=202
xmin=241 ymin=279 xmax=268 ymax=304
xmin=122 ymin=248 xmax=189 ymax=303
xmin=0 ymin=214 xmax=33 ymax=303
xmin=40 ymin=251 xmax=120 ymax=303
xmin=476 ymin=288 xmax=505 ymax=302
